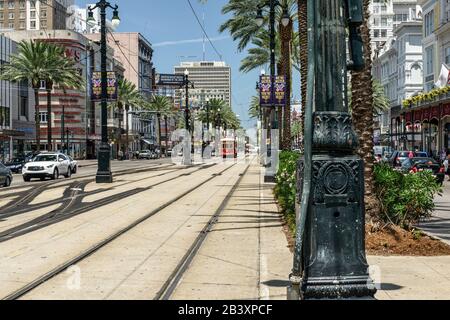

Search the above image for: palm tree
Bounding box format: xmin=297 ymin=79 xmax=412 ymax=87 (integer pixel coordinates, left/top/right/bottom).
xmin=117 ymin=79 xmax=143 ymax=158
xmin=297 ymin=0 xmax=307 ymax=139
xmin=0 ymin=40 xmax=61 ymax=151
xmin=148 ymin=95 xmax=173 ymax=154
xmin=44 ymin=43 xmax=84 ymax=151
xmin=350 ymin=0 xmax=382 ymax=222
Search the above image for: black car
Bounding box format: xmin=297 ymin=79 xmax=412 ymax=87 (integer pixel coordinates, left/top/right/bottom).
xmin=401 ymin=157 xmax=445 ymax=185
xmin=4 ymin=158 xmax=28 ymax=174
xmin=0 ymin=162 xmax=13 ymax=187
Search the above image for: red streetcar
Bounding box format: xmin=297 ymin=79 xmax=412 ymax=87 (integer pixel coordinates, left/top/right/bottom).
xmin=220 ymin=138 xmax=238 ymax=159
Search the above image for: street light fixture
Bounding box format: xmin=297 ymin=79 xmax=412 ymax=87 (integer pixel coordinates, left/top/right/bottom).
xmin=88 ymin=0 xmax=120 ymax=184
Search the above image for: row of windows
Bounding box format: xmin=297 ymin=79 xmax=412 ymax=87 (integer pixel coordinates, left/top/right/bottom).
xmin=0 ymin=10 xmax=47 ymax=19
xmin=0 ymin=0 xmax=49 ymax=10
xmin=0 ymin=105 xmax=10 ymax=127
xmin=0 ymin=19 xmax=46 ymax=29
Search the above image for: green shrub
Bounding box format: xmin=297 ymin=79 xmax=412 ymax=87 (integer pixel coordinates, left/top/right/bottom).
xmin=274 ymin=151 xmax=301 ymax=234
xmin=374 ymin=163 xmax=442 ymax=230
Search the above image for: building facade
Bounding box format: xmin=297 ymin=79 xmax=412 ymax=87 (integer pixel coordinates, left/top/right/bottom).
xmin=370 ymin=0 xmax=422 ymax=58
xmin=3 ymin=30 xmax=125 ymax=159
xmin=174 ymin=61 xmax=232 ymax=110
xmin=0 ymin=34 xmax=34 ymax=163
xmin=86 ymin=32 xmax=156 ymax=153
xmin=391 ymin=0 xmax=450 ymax=157
xmin=0 ymin=0 xmax=72 ymax=31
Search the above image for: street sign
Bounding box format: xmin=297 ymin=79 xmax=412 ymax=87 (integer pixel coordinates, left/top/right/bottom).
xmin=259 ymin=75 xmax=287 ymax=107
xmin=156 ymin=73 xmax=185 ymax=86
xmin=91 ymin=71 xmax=118 ymax=102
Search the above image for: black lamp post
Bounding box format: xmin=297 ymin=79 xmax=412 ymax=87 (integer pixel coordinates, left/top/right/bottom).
xmin=289 ymin=0 xmax=376 ymax=300
xmin=87 ymin=0 xmax=120 ymax=183
xmin=255 ymin=1 xmax=290 ymax=182
xmin=181 ymin=69 xmax=194 ymax=165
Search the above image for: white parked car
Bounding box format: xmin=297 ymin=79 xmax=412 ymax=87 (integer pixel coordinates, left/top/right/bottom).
xmin=22 ymin=153 xmax=72 ymax=182
xmin=68 ymin=156 xmax=78 ymax=174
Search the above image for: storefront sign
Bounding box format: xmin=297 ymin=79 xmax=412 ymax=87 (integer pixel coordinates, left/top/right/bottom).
xmin=91 ymin=72 xmax=118 ymax=102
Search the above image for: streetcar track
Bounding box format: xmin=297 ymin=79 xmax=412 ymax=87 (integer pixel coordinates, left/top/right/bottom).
xmin=0 ymin=163 xmax=177 ymax=214
xmin=0 ymin=166 xmax=182 ymax=218
xmin=2 ymin=161 xmax=240 ymax=300
xmin=0 ymin=164 xmax=218 ymax=242
xmin=155 ymin=162 xmax=252 ymax=300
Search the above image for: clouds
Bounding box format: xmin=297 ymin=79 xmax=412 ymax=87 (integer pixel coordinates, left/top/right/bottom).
xmin=153 ymin=35 xmax=230 ymax=47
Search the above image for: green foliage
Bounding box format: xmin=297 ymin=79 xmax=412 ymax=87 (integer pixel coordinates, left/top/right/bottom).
xmin=274 ymin=151 xmax=301 ymax=233
xmin=374 ymin=163 xmax=442 ymax=230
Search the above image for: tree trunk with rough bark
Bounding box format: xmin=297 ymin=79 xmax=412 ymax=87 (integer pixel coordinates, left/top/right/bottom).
xmin=298 ymin=0 xmax=307 ymax=141
xmin=350 ymin=0 xmax=380 ymax=224
xmin=34 ymin=87 xmax=41 ymax=152
xmin=280 ymin=20 xmax=293 ymax=150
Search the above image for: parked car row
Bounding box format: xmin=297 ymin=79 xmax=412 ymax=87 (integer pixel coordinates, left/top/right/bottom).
xmin=138 ymin=150 xmax=161 ymax=160
xmin=0 ymin=152 xmax=78 ymax=188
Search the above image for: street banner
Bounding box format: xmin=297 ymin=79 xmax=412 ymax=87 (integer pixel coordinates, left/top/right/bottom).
xmin=259 ymin=75 xmax=287 ymax=107
xmin=156 ymin=73 xmax=185 ymax=86
xmin=259 ymin=75 xmax=272 ymax=107
xmin=91 ymin=71 xmax=118 ymax=102
xmin=274 ymin=75 xmax=287 ymax=106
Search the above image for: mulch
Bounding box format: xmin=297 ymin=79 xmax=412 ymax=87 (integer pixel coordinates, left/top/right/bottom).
xmin=281 ymin=218 xmax=450 ymax=256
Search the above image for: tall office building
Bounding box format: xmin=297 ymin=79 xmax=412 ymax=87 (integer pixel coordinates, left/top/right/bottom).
xmin=370 ymin=0 xmax=422 ymax=58
xmin=174 ymin=61 xmax=232 ymax=109
xmin=0 ymin=0 xmax=73 ymax=31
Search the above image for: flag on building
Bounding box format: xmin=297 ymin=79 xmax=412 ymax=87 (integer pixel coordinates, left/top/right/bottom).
xmin=435 ymin=64 xmax=450 ymax=88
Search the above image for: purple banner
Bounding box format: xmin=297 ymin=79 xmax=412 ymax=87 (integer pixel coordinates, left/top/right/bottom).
xmin=259 ymin=75 xmax=287 ymax=107
xmin=91 ymin=71 xmax=118 ymax=102
xmin=274 ymin=76 xmax=286 ymax=106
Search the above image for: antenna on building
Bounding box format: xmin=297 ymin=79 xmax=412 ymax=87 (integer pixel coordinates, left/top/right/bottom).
xmin=202 ymin=12 xmax=206 ymax=61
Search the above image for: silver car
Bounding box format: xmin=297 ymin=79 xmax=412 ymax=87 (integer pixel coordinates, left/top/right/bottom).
xmin=0 ymin=162 xmax=13 ymax=187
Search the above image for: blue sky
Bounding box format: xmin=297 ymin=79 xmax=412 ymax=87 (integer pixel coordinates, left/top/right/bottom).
xmin=76 ymin=0 xmax=297 ymax=129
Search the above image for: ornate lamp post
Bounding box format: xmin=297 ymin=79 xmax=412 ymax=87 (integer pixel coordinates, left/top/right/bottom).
xmin=181 ymin=69 xmax=194 ymax=165
xmin=87 ymin=0 xmax=120 ymax=183
xmin=289 ymin=0 xmax=376 ymax=299
xmin=255 ymin=1 xmax=290 ymax=182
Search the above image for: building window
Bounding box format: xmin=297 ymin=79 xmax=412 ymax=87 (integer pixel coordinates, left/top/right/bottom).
xmin=425 ymin=46 xmax=434 ymax=75
xmin=19 ymin=11 xmax=25 ymax=19
xmin=19 ymin=1 xmax=25 ymax=9
xmin=7 ymin=1 xmax=13 ymax=9
xmin=30 ymin=10 xmax=36 ymax=19
xmin=0 ymin=1 xmax=4 ymax=10
xmin=19 ymin=21 xmax=25 ymax=29
xmin=424 ymin=10 xmax=434 ymax=37
xmin=8 ymin=12 xmax=13 ymax=19
xmin=30 ymin=21 xmax=36 ymax=29
xmin=39 ymin=112 xmax=48 ymax=123
xmin=445 ymin=47 xmax=450 ymax=65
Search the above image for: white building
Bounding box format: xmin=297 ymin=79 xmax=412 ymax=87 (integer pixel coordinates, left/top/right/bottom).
xmin=419 ymin=0 xmax=450 ymax=91
xmin=174 ymin=61 xmax=232 ymax=109
xmin=67 ymin=4 xmax=113 ymax=34
xmin=373 ymin=20 xmax=423 ymax=146
xmin=370 ymin=0 xmax=422 ymax=58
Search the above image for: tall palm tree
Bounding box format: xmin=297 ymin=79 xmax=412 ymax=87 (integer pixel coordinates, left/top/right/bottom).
xmin=297 ymin=0 xmax=307 ymax=138
xmin=148 ymin=95 xmax=173 ymax=153
xmin=44 ymin=43 xmax=84 ymax=151
xmin=350 ymin=0 xmax=380 ymax=222
xmin=117 ymin=79 xmax=142 ymax=158
xmin=0 ymin=40 xmax=61 ymax=151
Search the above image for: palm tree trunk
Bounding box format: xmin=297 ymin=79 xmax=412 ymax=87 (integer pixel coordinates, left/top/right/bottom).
xmin=298 ymin=0 xmax=307 ymax=141
xmin=351 ymin=0 xmax=379 ymax=224
xmin=125 ymin=105 xmax=129 ymax=159
xmin=157 ymin=113 xmax=162 ymax=148
xmin=281 ymin=20 xmax=293 ymax=150
xmin=34 ymin=87 xmax=41 ymax=152
xmin=164 ymin=115 xmax=169 ymax=157
xmin=118 ymin=104 xmax=123 ymax=159
xmin=46 ymin=81 xmax=53 ymax=151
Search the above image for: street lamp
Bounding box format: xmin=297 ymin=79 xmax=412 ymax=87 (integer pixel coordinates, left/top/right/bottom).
xmin=87 ymin=0 xmax=120 ymax=184
xmin=181 ymin=69 xmax=194 ymax=164
xmin=289 ymin=0 xmax=376 ymax=300
xmin=255 ymin=0 xmax=286 ymax=182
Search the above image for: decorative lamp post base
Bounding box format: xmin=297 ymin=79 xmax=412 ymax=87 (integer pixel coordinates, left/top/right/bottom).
xmin=296 ymin=112 xmax=377 ymax=300
xmin=96 ymin=143 xmax=113 ymax=183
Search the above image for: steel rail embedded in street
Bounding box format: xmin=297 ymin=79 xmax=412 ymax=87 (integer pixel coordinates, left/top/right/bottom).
xmin=2 ymin=161 xmax=240 ymax=300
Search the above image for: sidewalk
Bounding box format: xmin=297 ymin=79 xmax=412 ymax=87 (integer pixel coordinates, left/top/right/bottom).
xmin=418 ymin=180 xmax=450 ymax=245
xmin=171 ymin=160 xmax=292 ymax=300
